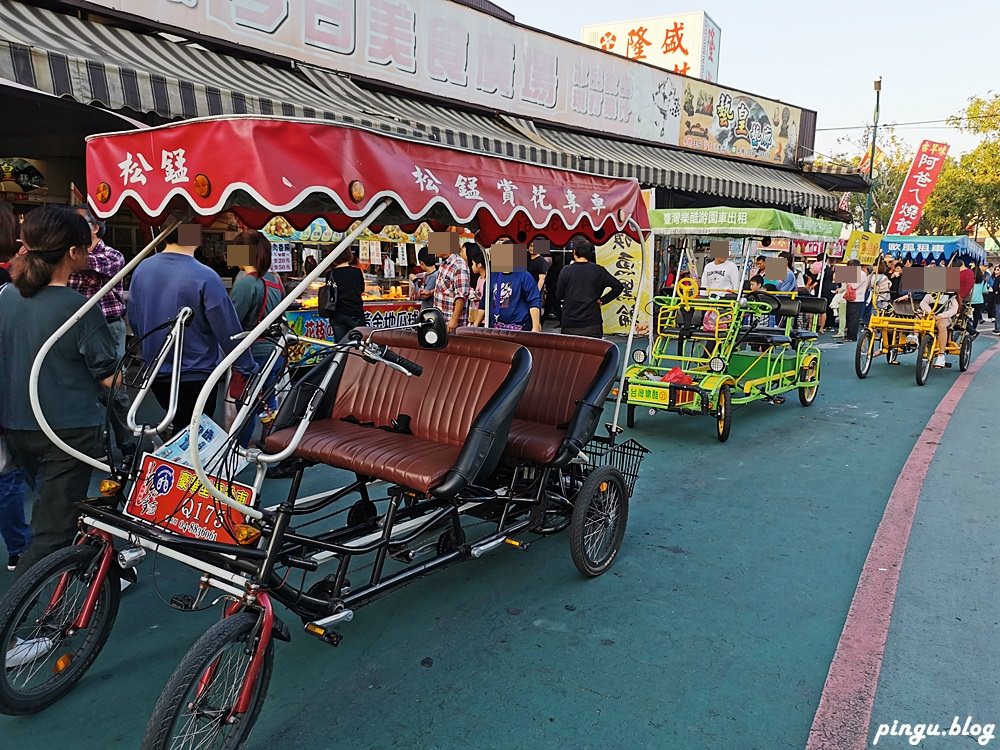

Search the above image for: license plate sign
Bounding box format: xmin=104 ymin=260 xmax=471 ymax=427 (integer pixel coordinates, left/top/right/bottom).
xmin=124 ymin=455 xmax=254 ymax=545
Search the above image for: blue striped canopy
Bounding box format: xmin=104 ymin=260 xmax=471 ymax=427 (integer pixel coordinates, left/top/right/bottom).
xmin=881 ymin=235 xmax=986 ymax=264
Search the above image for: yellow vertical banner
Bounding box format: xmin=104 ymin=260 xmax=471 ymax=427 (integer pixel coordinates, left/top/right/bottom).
xmin=596 ymin=235 xmax=653 ymax=335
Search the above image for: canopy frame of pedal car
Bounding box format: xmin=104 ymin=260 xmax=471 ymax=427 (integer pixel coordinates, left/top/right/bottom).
xmin=29 ymin=114 xmax=651 ymax=520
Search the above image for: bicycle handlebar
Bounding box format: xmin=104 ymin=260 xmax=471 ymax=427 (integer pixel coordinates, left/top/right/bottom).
xmin=364 ymin=343 xmax=423 ymax=377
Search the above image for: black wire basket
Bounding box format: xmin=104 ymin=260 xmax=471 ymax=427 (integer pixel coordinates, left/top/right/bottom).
xmin=582 ymin=435 xmax=649 ymax=496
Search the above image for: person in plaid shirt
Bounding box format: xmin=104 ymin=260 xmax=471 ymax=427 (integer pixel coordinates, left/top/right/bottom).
xmin=433 ymin=243 xmax=472 ymax=332
xmin=68 ymin=208 xmax=136 ymax=457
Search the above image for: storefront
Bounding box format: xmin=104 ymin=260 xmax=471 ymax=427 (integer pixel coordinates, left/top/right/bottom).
xmin=2 ymin=0 xmax=861 ymax=338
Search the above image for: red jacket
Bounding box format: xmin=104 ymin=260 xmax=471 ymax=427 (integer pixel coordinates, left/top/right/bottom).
xmin=959 ymin=268 xmax=974 ymax=301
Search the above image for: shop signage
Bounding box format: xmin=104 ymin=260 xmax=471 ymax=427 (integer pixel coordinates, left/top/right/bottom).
xmin=581 ymin=12 xmax=721 ymax=82
xmin=649 ymin=208 xmax=843 ymax=240
xmin=0 ymin=157 xmax=47 ymax=193
xmin=83 ymin=0 xmax=806 ymax=166
xmin=596 ymin=189 xmax=654 ymax=335
xmin=792 ymin=239 xmax=825 ymax=257
xmin=286 ymin=304 xmax=422 ymax=364
xmin=596 ymin=231 xmax=652 ymax=336
xmin=857 ymin=144 xmax=885 ymax=177
xmin=270 ymin=245 xmax=293 ymax=272
xmin=886 ymin=140 xmax=949 ymax=236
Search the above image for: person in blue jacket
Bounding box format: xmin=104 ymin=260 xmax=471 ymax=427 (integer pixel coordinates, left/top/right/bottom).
xmin=487 ymin=264 xmax=542 ymax=331
xmin=777 ymin=251 xmax=798 ymax=292
xmin=128 ymin=226 xmax=257 ymax=435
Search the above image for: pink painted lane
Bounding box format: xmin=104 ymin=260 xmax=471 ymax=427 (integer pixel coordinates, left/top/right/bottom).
xmin=806 ymin=342 xmax=1000 ymax=750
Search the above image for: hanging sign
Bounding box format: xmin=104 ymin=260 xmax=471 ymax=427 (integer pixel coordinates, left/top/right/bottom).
xmin=270 ymin=244 xmax=293 ymax=273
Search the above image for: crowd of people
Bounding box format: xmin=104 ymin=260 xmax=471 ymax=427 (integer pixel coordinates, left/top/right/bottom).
xmin=5 ymin=197 xmax=990 ymax=581
xmin=0 ymin=205 xmax=629 ymax=578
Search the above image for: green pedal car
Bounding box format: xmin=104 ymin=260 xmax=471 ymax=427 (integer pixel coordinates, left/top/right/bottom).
xmin=624 ymin=279 xmax=823 ymax=442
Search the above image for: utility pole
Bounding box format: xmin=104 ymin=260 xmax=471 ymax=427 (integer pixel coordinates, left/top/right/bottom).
xmin=863 ymin=77 xmax=882 ymax=231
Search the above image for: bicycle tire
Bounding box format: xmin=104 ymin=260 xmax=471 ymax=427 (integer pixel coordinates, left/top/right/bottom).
xmin=142 ymin=611 xmax=274 ymax=750
xmin=0 ymin=543 xmax=120 ymax=714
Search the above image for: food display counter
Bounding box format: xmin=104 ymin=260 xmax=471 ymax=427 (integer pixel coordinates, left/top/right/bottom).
xmin=285 ymin=280 xmax=422 ymax=365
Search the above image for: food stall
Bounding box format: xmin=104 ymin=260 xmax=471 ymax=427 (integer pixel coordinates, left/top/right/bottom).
xmin=263 ymin=217 xmax=430 ymax=358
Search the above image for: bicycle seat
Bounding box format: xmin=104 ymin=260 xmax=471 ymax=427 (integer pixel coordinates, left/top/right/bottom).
xmin=457 ymin=329 xmax=619 ymax=467
xmin=266 ymin=330 xmax=531 ymax=497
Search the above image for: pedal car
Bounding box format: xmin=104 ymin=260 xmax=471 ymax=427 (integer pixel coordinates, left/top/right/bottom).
xmin=623 ymin=278 xmax=823 ymax=442
xmin=0 ymin=115 xmax=650 ymax=750
xmin=856 ymin=292 xmax=972 ymax=385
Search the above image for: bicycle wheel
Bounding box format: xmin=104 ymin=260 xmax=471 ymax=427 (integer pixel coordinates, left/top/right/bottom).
xmin=715 ymin=385 xmax=732 ymax=443
xmin=798 ymin=358 xmax=820 ymax=407
xmin=570 ymin=466 xmax=629 ymax=578
xmin=0 ymin=543 xmax=121 ymax=714
xmin=959 ymin=333 xmax=972 ymax=372
xmin=854 ymin=329 xmax=874 ymax=379
xmin=142 ymin=611 xmax=274 ymax=750
xmin=915 ymin=334 xmax=934 ymax=386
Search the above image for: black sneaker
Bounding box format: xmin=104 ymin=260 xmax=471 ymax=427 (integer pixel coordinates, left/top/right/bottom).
xmin=6 ymin=554 xmax=19 ymax=572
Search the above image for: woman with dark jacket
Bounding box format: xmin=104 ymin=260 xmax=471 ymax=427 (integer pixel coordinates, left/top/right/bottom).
xmin=322 ymin=249 xmax=366 ymax=342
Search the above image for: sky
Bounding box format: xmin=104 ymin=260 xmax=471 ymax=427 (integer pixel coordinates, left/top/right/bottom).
xmin=498 ymin=0 xmax=995 ymax=160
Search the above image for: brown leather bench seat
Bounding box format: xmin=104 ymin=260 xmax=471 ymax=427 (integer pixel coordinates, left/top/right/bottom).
xmin=265 ymin=330 xmax=531 ymax=496
xmin=457 ymin=329 xmax=619 ymax=467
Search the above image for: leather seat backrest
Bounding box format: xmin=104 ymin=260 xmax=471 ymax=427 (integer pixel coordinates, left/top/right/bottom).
xmin=773 ymin=297 xmax=802 ymax=319
xmin=797 ymin=296 xmax=827 ymax=315
xmin=457 ymin=328 xmax=615 ymax=427
xmin=331 ymin=329 xmax=525 ymax=447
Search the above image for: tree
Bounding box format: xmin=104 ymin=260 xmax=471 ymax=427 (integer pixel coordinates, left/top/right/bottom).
xmin=827 ymin=127 xmax=912 ymax=232
xmin=919 ymin=156 xmax=978 ymax=235
xmin=923 ymin=94 xmax=1000 ymax=245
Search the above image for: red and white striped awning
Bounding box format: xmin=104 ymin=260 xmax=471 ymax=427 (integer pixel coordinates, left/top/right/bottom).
xmin=86 ymin=116 xmax=649 ymax=246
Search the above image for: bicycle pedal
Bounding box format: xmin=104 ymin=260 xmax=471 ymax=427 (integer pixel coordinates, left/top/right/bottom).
xmin=305 ymin=619 xmax=347 ymax=647
xmin=503 ymin=537 xmax=530 ymax=551
xmin=169 ymin=594 xmax=196 ymax=611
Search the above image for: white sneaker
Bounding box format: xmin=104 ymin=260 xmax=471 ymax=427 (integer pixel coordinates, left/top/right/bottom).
xmin=933 ymin=355 xmax=946 ymax=368
xmin=5 ymin=636 xmax=55 ymax=669
xmin=906 ymin=334 xmax=919 ymax=345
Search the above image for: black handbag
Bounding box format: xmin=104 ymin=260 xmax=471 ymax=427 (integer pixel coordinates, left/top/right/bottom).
xmin=317 ymin=275 xmax=338 ymax=318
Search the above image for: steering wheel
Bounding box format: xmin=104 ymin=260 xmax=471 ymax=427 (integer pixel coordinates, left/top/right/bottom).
xmin=747 ymin=291 xmax=781 ymax=314
xmin=676 ymin=277 xmax=699 ymax=303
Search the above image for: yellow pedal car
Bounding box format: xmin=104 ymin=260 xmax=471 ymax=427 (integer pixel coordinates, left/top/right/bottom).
xmin=855 ymin=294 xmax=973 ymax=385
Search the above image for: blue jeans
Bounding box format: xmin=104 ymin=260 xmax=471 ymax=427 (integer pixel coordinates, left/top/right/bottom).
xmin=238 ymin=353 xmax=286 ymax=448
xmin=0 ymin=469 xmax=31 ymax=557
xmin=101 ymin=318 xmax=137 ymax=453
xmin=994 ymin=302 xmax=1000 ymax=332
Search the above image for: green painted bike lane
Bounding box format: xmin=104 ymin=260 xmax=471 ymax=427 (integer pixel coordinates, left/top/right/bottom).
xmin=0 ymin=335 xmax=980 ymax=749
xmin=863 ymin=343 xmax=1000 ymax=750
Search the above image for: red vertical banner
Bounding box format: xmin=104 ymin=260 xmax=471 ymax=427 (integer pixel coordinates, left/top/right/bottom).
xmin=886 ymin=140 xmax=949 ymax=235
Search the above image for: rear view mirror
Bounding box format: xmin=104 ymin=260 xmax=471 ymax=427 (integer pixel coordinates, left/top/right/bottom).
xmin=417 ymin=308 xmax=448 ymax=349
